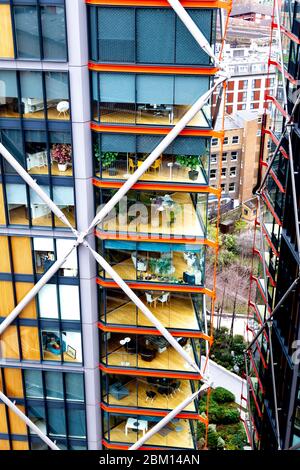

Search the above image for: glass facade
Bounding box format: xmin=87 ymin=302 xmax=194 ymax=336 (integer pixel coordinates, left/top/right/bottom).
xmin=0 ymin=0 xmax=67 ymax=61
xmin=0 ymin=0 xmax=87 ymax=451
xmin=89 ymin=3 xmax=219 ymax=450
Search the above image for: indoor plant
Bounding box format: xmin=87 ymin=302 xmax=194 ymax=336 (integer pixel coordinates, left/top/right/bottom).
xmin=51 ymin=143 xmax=72 ymax=172
xmin=94 ymin=145 xmax=118 ymax=176
xmin=175 ymin=154 xmax=200 ymax=181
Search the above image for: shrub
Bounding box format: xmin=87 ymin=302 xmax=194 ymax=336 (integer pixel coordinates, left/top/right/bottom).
xmin=213 ymin=387 xmax=235 ymax=404
xmin=215 ymin=407 xmax=240 ymax=424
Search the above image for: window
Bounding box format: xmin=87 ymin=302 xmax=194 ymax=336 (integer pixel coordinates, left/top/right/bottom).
xmin=0 ymin=5 xmax=14 ymax=58
xmin=223 ymin=137 xmax=228 ymax=145
xmin=210 ymin=169 xmax=216 ymax=179
xmin=211 ymin=154 xmax=217 ymax=163
xmin=232 ymin=136 xmax=239 ymax=144
xmin=40 ymin=6 xmax=67 ymax=61
xmin=221 ymin=183 xmax=226 ymax=193
xmin=230 ymin=167 xmax=237 ymax=177
xmin=229 ymin=182 xmax=236 ymax=192
xmin=231 ymin=151 xmax=238 ymax=161
xmin=90 ymin=7 xmax=214 ymax=66
xmin=14 ymin=5 xmax=40 ymax=59
xmin=221 ymin=168 xmax=227 ymax=178
xmin=45 ymin=72 xmax=70 ymax=121
xmin=211 ymin=138 xmax=218 ymax=146
xmin=222 ymin=152 xmax=227 ymax=161
xmin=0 ymin=71 xmax=20 ymax=118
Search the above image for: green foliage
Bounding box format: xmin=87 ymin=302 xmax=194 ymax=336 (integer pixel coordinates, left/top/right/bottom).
xmin=218 ymin=422 xmax=248 ymax=450
xmin=218 ymin=249 xmax=236 ymax=268
xmin=148 ymin=257 xmax=172 ymax=276
xmin=175 ymin=154 xmax=200 ymax=171
xmin=212 ymin=387 xmax=235 ymax=404
xmin=210 ymin=327 xmax=247 ymax=376
xmin=94 ymin=145 xmax=118 ymax=168
xmin=234 ymin=218 xmax=247 ymax=233
xmin=223 ymin=234 xmax=239 ymax=254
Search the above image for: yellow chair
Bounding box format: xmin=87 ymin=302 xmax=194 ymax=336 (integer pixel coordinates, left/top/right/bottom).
xmin=128 ymin=157 xmax=136 ymax=173
xmin=150 ymin=157 xmax=162 ymax=173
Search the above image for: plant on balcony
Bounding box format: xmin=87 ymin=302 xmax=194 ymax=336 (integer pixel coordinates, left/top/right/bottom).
xmin=148 ymin=256 xmax=175 ymax=277
xmin=51 ymin=144 xmax=72 ymax=172
xmin=94 ymin=144 xmax=118 ymax=176
xmin=175 ymin=154 xmax=200 ymax=181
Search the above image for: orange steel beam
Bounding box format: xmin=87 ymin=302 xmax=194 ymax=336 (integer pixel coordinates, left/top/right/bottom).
xmin=91 ymin=122 xmax=224 ymax=138
xmin=89 ymin=62 xmax=219 ymax=76
xmin=86 ymin=0 xmax=232 ymax=10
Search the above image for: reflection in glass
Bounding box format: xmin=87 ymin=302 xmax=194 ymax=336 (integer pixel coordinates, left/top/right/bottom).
xmin=6 ymin=183 xmax=29 ymax=226
xmin=41 ymin=6 xmax=67 ymax=61
xmin=20 ymin=71 xmax=44 ymax=119
xmin=0 ymin=71 xmax=19 ymax=118
xmin=25 ymin=130 xmax=48 ymax=175
xmin=14 ymin=6 xmax=40 ymax=59
xmin=45 ymin=72 xmax=70 ymax=121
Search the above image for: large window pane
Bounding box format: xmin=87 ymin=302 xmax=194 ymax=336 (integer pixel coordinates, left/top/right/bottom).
xmin=67 ymin=407 xmax=86 ymax=438
xmin=99 ymin=73 xmax=135 ymax=124
xmin=59 ymin=285 xmax=80 ymax=320
xmin=30 ymin=185 xmax=52 ymax=227
xmin=33 ymin=237 xmax=55 ymax=275
xmin=50 ymin=131 xmax=72 ymax=176
xmin=41 ymin=6 xmax=67 ymax=61
xmin=0 ymin=71 xmax=19 ymax=118
xmin=65 ymin=373 xmax=84 ymax=401
xmin=175 ymin=10 xmax=212 ymax=65
xmin=6 ymin=183 xmax=29 ymax=226
xmin=48 ymin=404 xmax=66 ymax=437
xmin=45 ymin=72 xmax=70 ymax=121
xmin=98 ymin=7 xmax=135 ymax=62
xmin=0 ymin=5 xmax=14 ymax=58
xmin=0 ymin=129 xmax=24 ymax=173
xmin=20 ymin=71 xmax=44 ymax=119
xmin=38 ymin=284 xmax=59 ymax=319
xmin=14 ymin=6 xmax=40 ymax=59
xmin=137 ymin=9 xmax=174 ymax=63
xmin=53 ymin=185 xmax=75 ymax=227
xmin=25 ymin=130 xmax=48 ymax=175
xmin=45 ymin=372 xmax=64 ymax=400
xmin=24 ymin=370 xmax=43 ymax=399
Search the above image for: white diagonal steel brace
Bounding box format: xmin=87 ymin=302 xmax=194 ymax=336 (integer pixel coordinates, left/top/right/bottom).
xmin=0 ymin=391 xmax=60 ymax=450
xmin=167 ymin=0 xmax=220 ymax=67
xmin=84 ymin=241 xmax=202 ymax=374
xmin=129 ymin=382 xmax=212 ymax=450
xmin=85 ymin=75 xmax=227 ymax=235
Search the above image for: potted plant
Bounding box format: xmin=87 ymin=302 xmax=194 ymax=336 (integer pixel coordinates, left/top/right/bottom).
xmin=51 ymin=144 xmax=72 ymax=172
xmin=94 ymin=145 xmax=118 ymax=176
xmin=175 ymin=154 xmax=200 ymax=181
xmin=149 ymin=257 xmax=175 ymax=276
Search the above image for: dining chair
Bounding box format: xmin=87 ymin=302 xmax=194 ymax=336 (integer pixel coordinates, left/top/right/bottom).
xmin=128 ymin=157 xmax=136 ymax=173
xmin=157 ymin=292 xmax=170 ymax=306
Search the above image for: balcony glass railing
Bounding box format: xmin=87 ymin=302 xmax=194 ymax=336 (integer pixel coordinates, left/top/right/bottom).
xmin=99 ymin=288 xmax=205 ymax=332
xmin=101 ymin=333 xmax=200 ymax=375
xmin=98 ymin=242 xmax=205 ymax=287
xmin=103 ymin=412 xmax=198 ymax=449
xmin=101 ymin=373 xmax=200 ymax=414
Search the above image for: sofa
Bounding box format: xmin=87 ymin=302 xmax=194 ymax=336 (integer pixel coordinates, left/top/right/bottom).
xmin=109 ymin=382 xmax=130 ymax=401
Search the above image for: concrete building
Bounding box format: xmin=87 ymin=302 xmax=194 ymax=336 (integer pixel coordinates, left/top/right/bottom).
xmin=211 ymin=110 xmax=269 ymax=204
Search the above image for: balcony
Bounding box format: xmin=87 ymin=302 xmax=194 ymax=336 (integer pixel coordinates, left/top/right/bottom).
xmin=95 ymin=102 xmax=210 ymax=128
xmin=102 ymin=375 xmax=199 ymax=415
xmin=98 ymin=243 xmax=204 ymax=287
xmin=104 ymin=414 xmax=197 ymax=449
xmin=101 ymin=334 xmax=200 ymax=376
xmin=97 ymin=191 xmax=206 ymax=240
xmin=100 ymin=289 xmax=205 ymax=332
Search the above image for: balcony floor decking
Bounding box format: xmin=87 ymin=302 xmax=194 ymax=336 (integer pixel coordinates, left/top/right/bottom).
xmin=99 ymin=159 xmax=207 ymax=185
xmin=105 ymin=418 xmax=195 ymax=449
xmin=103 ymin=294 xmax=199 ymax=330
xmin=100 ymin=192 xmax=204 ymax=238
xmin=102 ymin=339 xmax=197 ymax=374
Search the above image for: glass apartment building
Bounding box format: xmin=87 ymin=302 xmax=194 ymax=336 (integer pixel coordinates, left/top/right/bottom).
xmin=0 ymin=0 xmax=228 ymax=450
xmin=246 ymin=0 xmax=300 ymax=450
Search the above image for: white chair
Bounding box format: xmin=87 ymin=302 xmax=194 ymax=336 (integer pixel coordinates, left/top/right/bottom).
xmin=157 ymin=292 xmax=170 ymax=306
xmin=57 ymin=101 xmax=69 ymax=117
xmin=145 ymin=293 xmax=155 ymax=306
